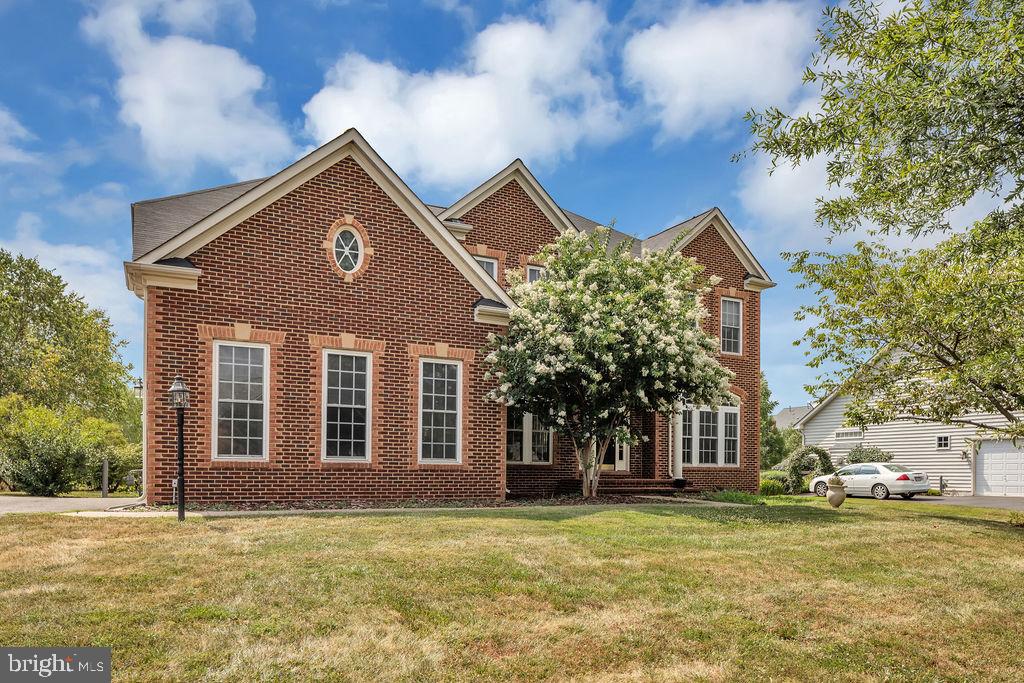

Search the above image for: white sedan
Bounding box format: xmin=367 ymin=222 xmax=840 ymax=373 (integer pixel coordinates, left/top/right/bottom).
xmin=810 ymin=462 xmax=930 ymax=500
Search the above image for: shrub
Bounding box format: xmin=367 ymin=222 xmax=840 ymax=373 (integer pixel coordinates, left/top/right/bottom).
xmin=785 ymin=445 xmax=833 ymax=494
xmin=702 ymin=490 xmax=766 ymax=505
xmin=760 ymin=470 xmax=787 ymax=482
xmin=0 ymin=396 xmax=90 ymax=496
xmin=846 ymin=443 xmax=894 ymax=464
xmin=79 ymin=417 xmax=141 ymax=492
xmin=759 ymin=478 xmax=785 ymax=496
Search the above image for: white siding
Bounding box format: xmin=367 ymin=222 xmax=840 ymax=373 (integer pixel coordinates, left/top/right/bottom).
xmin=798 ymin=396 xmax=1021 ymax=495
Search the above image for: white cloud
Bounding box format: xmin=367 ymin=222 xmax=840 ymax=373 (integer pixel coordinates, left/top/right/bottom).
xmin=0 ymin=104 xmax=39 ymax=165
xmin=59 ymin=182 xmax=129 ymax=223
xmin=426 ymin=0 xmax=476 ymax=30
xmin=623 ymin=0 xmax=819 ymax=140
xmin=0 ymin=213 xmax=141 ymax=339
xmin=302 ymin=0 xmax=624 ymax=189
xmin=81 ymin=0 xmax=294 ymax=180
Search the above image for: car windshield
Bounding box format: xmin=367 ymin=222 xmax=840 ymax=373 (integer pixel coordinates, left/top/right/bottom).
xmin=883 ymin=464 xmax=912 ymax=472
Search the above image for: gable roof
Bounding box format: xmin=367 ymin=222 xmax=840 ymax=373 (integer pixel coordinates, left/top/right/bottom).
xmin=128 ymin=128 xmax=514 ymax=310
xmin=641 ymin=208 xmax=773 ymax=286
xmin=774 ymin=405 xmax=811 ymax=430
xmin=131 ymin=179 xmax=265 ymax=259
xmin=562 ymin=209 xmax=642 ymax=257
xmin=438 ymin=159 xmax=578 ymax=234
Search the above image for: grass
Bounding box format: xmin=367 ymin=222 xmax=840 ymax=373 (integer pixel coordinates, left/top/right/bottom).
xmin=1 ymin=498 xmax=1023 ymax=682
xmin=0 ymin=489 xmax=139 ymax=498
xmin=700 ymin=489 xmax=766 ymax=505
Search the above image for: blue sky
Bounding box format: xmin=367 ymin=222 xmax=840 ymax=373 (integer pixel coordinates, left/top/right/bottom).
xmin=0 ymin=0 xmax=852 ymax=409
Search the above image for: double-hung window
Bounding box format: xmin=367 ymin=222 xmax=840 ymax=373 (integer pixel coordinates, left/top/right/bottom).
xmin=720 ymin=297 xmax=742 ymax=355
xmin=506 ymin=409 xmax=553 ymax=464
xmin=213 ymin=341 xmax=269 ymax=460
xmin=526 ymin=265 xmax=545 ymax=283
xmin=675 ymin=405 xmax=740 ymax=467
xmin=474 ymin=256 xmax=498 ymax=280
xmin=419 ymin=359 xmax=461 ymax=462
xmin=322 ymin=350 xmax=371 ymax=461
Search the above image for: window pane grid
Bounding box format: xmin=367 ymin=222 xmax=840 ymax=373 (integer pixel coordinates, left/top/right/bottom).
xmin=324 ymin=353 xmax=369 ymax=460
xmin=723 ymin=411 xmax=739 ymax=465
xmin=215 ymin=344 xmax=266 ymax=459
xmin=681 ymin=410 xmax=693 ymax=464
xmin=420 ymin=361 xmax=459 ymax=461
xmin=531 ymin=420 xmax=551 ymax=462
xmin=506 ymin=408 xmax=524 ymax=462
xmin=698 ymin=410 xmax=718 ymax=464
xmin=721 ymin=299 xmax=741 ymax=354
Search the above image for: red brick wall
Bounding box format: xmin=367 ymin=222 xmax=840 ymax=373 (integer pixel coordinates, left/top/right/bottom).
xmin=145 ymin=156 xmax=506 ymax=504
xmin=679 ymin=225 xmax=762 ymax=492
xmin=458 ymin=178 xmax=559 ymax=287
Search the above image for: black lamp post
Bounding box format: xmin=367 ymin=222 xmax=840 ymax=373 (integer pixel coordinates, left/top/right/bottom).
xmin=167 ymin=375 xmax=190 ymax=522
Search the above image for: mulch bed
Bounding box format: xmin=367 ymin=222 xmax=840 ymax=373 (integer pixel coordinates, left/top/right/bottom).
xmin=120 ymin=494 xmax=681 ymax=513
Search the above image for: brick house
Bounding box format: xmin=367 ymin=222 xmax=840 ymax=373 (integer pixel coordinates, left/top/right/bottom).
xmin=124 ymin=129 xmax=774 ymax=505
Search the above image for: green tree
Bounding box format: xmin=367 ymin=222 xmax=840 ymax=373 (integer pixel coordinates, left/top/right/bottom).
xmin=746 ymin=0 xmax=1024 ymax=239
xmin=746 ymin=0 xmax=1024 ymax=436
xmin=0 ymin=395 xmax=90 ymax=496
xmin=789 ymin=215 xmax=1024 ymax=437
xmin=0 ymin=249 xmax=135 ymax=427
xmin=759 ymin=372 xmax=788 ymax=469
xmin=484 ymin=228 xmax=735 ymax=497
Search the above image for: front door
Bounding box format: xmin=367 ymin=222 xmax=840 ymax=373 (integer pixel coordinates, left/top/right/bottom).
xmin=600 ymin=440 xmax=630 ymax=472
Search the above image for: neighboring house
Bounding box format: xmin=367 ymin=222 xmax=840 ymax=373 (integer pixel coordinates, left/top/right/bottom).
xmin=773 ymin=405 xmax=810 ymax=430
xmin=124 ymin=129 xmax=775 ymax=505
xmin=795 ymin=392 xmax=1024 ymax=496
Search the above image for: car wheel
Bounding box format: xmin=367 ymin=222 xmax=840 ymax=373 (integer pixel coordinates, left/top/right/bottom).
xmin=814 ymin=481 xmax=828 ymax=497
xmin=900 ymin=493 xmax=916 ymax=499
xmin=872 ymin=484 xmax=890 ymax=500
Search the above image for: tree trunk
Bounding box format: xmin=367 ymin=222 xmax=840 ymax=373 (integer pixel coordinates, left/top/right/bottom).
xmin=577 ymin=435 xmax=613 ymax=498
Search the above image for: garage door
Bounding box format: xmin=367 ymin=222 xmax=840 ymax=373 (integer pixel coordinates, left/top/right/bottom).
xmin=976 ymin=441 xmax=1024 ymax=496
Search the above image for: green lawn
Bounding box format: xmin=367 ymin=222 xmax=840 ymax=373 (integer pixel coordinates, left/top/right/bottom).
xmin=1 ymin=498 xmax=1022 ymax=682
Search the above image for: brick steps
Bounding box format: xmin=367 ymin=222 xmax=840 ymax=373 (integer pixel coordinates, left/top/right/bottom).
xmin=597 ymin=477 xmax=684 ymax=496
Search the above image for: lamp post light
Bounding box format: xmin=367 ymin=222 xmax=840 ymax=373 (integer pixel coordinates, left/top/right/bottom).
xmin=167 ymin=375 xmax=190 ymax=522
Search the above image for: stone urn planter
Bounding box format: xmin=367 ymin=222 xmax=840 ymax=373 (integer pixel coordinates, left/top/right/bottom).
xmin=826 ymin=474 xmax=847 ymax=508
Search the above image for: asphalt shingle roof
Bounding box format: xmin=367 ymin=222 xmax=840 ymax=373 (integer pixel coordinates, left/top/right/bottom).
xmin=131 ymin=178 xmax=266 ymax=259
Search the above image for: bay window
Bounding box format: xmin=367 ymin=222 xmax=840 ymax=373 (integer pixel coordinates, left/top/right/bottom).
xmin=673 ymin=405 xmax=740 ymax=467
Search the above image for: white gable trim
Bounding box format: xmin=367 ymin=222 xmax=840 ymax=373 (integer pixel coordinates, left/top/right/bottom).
xmin=439 ymin=159 xmax=578 ymax=235
xmin=670 ymin=208 xmax=774 ymax=286
xmin=132 ymin=129 xmax=515 ymax=309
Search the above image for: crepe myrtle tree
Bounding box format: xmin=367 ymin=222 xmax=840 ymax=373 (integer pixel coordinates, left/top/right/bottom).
xmin=483 ymin=227 xmax=735 ymax=498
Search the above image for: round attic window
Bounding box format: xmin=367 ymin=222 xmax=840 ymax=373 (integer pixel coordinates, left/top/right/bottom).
xmin=333 ymin=228 xmax=363 ymax=273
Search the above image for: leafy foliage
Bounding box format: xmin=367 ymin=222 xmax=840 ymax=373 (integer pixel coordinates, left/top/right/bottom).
xmin=746 ymin=0 xmax=1024 ymax=238
xmin=759 ymin=478 xmax=785 ymax=496
xmin=789 ymin=213 xmax=1024 ymax=437
xmin=759 ymin=373 xmax=788 ymax=469
xmin=746 ymin=0 xmax=1024 ymax=437
xmin=846 ymin=443 xmax=894 ymax=464
xmin=785 ymin=445 xmax=834 ymax=494
xmin=0 ymin=395 xmax=134 ymax=495
xmin=0 ymin=249 xmax=137 ymax=427
xmin=484 ymin=227 xmax=734 ymax=496
xmin=0 ymin=396 xmax=90 ymax=496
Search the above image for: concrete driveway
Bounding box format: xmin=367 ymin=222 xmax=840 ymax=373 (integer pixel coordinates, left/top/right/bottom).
xmin=900 ymin=495 xmax=1024 ymax=511
xmin=0 ymin=495 xmax=143 ymax=515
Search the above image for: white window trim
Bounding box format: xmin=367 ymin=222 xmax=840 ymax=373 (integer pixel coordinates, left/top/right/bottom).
xmin=588 ymin=438 xmax=630 ymax=471
xmin=334 ymin=227 xmax=364 ymax=273
xmin=506 ymin=411 xmax=555 ymax=465
xmin=675 ymin=405 xmax=740 ymax=468
xmin=417 ymin=357 xmax=462 ymax=464
xmin=834 ymin=428 xmax=864 ymax=441
xmin=474 ymin=256 xmax=498 ymax=281
xmin=720 ymin=297 xmax=743 ymax=356
xmin=936 ymin=435 xmax=951 ymax=450
xmin=212 ymin=340 xmax=270 ymax=461
xmin=526 ymin=265 xmax=545 ymax=283
xmin=321 ymin=348 xmax=372 ymax=462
